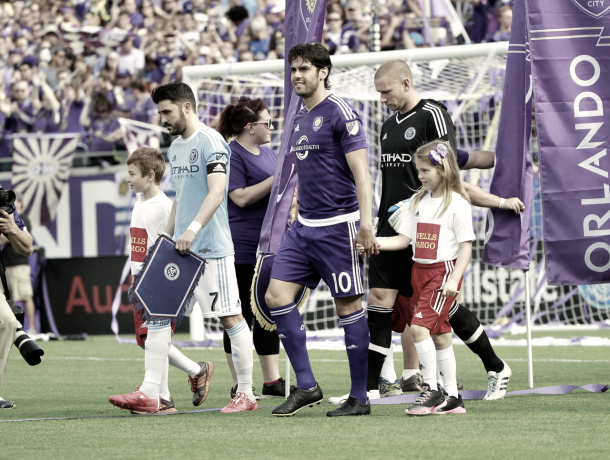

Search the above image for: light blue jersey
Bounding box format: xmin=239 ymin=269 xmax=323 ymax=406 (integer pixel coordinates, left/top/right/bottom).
xmin=169 ymin=123 xmax=234 ymax=258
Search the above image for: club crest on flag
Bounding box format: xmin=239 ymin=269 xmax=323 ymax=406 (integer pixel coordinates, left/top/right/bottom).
xmin=346 ymin=121 xmax=359 ymax=135
xmin=313 ymin=116 xmax=323 ymax=131
xmin=10 ymin=133 xmax=80 ymax=227
xmin=118 ymin=118 xmax=168 ymax=156
xmin=164 ymin=263 xmax=180 ymax=281
xmin=570 ymin=0 xmax=610 ymax=18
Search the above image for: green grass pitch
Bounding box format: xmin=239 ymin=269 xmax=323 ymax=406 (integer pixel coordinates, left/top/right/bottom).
xmin=1 ymin=332 xmax=608 ymax=460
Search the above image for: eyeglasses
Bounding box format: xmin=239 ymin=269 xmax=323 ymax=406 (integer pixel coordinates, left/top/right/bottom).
xmin=250 ymin=118 xmax=273 ymax=129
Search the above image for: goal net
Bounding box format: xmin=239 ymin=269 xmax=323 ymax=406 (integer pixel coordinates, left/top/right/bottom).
xmin=182 ymin=43 xmax=610 ymax=335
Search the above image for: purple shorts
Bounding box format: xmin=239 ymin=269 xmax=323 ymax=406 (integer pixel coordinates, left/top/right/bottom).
xmin=271 ymin=220 xmax=364 ymax=298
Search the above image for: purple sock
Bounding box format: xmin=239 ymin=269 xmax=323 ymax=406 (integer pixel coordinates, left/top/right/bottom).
xmin=270 ymin=303 xmax=316 ymax=390
xmin=340 ymin=309 xmax=369 ymax=404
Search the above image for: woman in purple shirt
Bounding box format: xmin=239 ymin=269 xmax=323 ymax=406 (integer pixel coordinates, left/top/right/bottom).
xmin=216 ymin=97 xmax=283 ymax=399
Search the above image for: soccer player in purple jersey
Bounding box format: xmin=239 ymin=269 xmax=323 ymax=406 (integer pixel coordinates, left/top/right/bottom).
xmin=265 ymin=43 xmax=377 ymax=417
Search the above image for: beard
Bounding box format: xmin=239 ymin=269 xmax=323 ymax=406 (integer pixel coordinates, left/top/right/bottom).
xmin=166 ymin=110 xmax=187 ymax=136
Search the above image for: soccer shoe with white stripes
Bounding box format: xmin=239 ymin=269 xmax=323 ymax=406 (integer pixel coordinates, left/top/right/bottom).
xmin=328 ymin=389 xmax=380 ymax=405
xmin=483 ymin=360 xmax=512 ymax=400
xmin=400 ymin=372 xmax=423 ymax=392
xmin=379 ymin=377 xmax=402 ymax=397
xmin=0 ymin=398 xmax=16 ymax=409
xmin=189 ymin=361 xmax=214 ymax=406
xmin=109 ymin=387 xmax=159 ymax=413
xmin=131 ymin=396 xmax=178 ymax=415
xmin=432 ymin=395 xmax=467 ymax=415
xmin=220 ymin=392 xmax=258 ymax=413
xmin=405 ymin=384 xmax=446 ymax=416
xmin=326 ymin=396 xmax=371 ymax=417
xmin=272 ymin=383 xmax=323 ymax=417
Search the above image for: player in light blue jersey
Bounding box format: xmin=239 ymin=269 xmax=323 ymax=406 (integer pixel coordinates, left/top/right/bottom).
xmin=149 ymin=81 xmax=255 ymax=413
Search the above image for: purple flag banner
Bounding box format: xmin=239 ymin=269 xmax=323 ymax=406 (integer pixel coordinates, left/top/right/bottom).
xmin=528 ymin=1 xmax=610 ymax=285
xmin=10 ymin=132 xmax=80 ymax=227
xmin=251 ymin=0 xmax=325 ymax=329
xmin=118 ymin=117 xmax=168 ymax=155
xmin=483 ymin=0 xmax=533 ymax=270
xmin=258 ymin=0 xmax=326 ymax=254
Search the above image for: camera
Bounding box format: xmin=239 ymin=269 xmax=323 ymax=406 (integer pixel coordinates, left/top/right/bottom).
xmin=11 ymin=304 xmax=44 ymax=366
xmin=0 ymin=184 xmax=15 ymax=214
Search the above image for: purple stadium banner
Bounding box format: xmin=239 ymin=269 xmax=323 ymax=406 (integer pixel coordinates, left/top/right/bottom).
xmin=258 ymin=0 xmax=326 ymax=253
xmin=483 ymin=0 xmax=533 ymax=270
xmin=528 ymin=1 xmax=610 ymax=285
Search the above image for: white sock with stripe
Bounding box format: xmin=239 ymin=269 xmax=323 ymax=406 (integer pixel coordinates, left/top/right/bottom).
xmin=414 ymin=337 xmax=437 ymax=391
xmin=168 ymin=345 xmax=201 ymax=377
xmin=226 ymin=319 xmax=255 ymax=401
xmin=437 ymin=345 xmax=458 ymax=397
xmin=380 ymin=342 xmax=397 ymax=382
xmin=139 ymin=325 xmax=171 ymax=399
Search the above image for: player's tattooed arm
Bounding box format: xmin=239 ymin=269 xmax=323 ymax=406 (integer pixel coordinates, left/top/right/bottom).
xmin=462 ymin=182 xmax=524 ymax=214
xmin=345 ymin=148 xmax=376 ymax=257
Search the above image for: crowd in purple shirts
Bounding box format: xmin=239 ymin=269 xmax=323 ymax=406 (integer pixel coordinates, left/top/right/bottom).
xmin=0 ymin=0 xmax=512 ymax=163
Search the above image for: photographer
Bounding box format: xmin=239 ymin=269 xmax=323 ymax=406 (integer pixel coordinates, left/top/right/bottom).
xmin=0 ymin=185 xmax=34 ymax=409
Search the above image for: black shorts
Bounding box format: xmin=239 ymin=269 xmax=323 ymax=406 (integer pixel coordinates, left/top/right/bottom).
xmin=368 ymin=247 xmax=414 ymax=297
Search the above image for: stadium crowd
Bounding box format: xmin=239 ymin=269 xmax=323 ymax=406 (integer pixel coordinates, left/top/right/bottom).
xmin=0 ymin=0 xmax=512 ymax=162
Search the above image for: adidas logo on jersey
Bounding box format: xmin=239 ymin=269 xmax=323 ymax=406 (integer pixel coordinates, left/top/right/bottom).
xmin=415 ymin=312 xmax=423 ymax=319
xmin=415 ymin=211 xmax=420 ymax=217
xmin=294 ymin=124 xmax=300 ymax=132
xmin=172 ymin=155 xmax=177 ymax=162
xmin=213 ymin=164 xmax=224 ymax=172
xmin=382 ymin=133 xmax=387 ymax=140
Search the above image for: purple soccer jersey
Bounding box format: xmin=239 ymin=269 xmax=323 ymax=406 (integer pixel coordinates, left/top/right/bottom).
xmin=456 ymin=148 xmax=469 ymax=169
xmin=271 ymin=220 xmax=364 ymax=298
xmin=290 ymin=95 xmax=367 ymax=220
xmin=228 ymin=141 xmax=277 ymax=264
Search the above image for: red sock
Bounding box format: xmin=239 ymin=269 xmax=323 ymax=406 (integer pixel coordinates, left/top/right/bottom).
xmin=264 ymin=379 xmax=279 ymax=386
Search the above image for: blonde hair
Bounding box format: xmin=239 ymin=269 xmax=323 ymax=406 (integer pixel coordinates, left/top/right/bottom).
xmin=410 ymin=140 xmax=470 ymax=218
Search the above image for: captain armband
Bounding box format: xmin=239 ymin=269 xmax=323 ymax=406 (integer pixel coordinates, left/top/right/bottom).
xmin=206 ymin=161 xmax=227 ymax=176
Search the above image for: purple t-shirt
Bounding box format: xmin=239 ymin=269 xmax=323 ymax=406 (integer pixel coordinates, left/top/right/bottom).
xmin=456 ymin=148 xmax=469 ymax=169
xmin=290 ymin=95 xmax=367 ymax=220
xmin=228 ymin=141 xmax=277 ymax=264
xmin=90 ymin=115 xmax=120 ymax=153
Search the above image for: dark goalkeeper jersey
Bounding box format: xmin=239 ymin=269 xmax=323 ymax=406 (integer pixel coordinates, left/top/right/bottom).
xmin=377 ymin=98 xmax=457 ymax=237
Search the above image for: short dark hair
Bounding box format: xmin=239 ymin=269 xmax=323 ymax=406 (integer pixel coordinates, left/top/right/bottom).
xmin=216 ymin=97 xmax=268 ymax=140
xmin=288 ymin=42 xmax=332 ymax=90
xmin=127 ymin=147 xmax=166 ymax=184
xmin=150 ymin=80 xmax=197 ymax=110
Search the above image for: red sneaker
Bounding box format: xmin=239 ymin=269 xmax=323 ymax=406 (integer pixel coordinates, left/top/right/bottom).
xmin=220 ymin=392 xmax=258 ymax=413
xmin=131 ymin=396 xmax=178 ymax=415
xmin=109 ymin=387 xmax=159 ymax=413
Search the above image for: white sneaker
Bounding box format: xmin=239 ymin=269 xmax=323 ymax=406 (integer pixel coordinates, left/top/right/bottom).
xmin=328 ymin=390 xmax=380 ymax=405
xmin=483 ymin=360 xmax=512 ymax=400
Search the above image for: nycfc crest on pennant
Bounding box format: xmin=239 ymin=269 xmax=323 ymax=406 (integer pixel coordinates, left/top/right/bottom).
xmin=189 ymin=149 xmax=198 ymax=164
xmin=405 ymin=127 xmax=416 ymax=140
xmin=570 ymin=0 xmax=610 ymax=18
xmin=313 ymin=116 xmax=323 ymax=131
xmin=164 ymin=263 xmax=180 ymax=281
xmin=346 ymin=121 xmax=359 ymax=135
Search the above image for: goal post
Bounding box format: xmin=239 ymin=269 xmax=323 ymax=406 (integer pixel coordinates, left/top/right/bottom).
xmin=181 ymin=42 xmax=610 ymax=336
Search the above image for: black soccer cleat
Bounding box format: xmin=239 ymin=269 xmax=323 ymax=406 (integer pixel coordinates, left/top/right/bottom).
xmin=271 ymin=383 xmax=323 ymax=417
xmin=262 ymin=377 xmax=286 ymax=399
xmin=326 ymin=396 xmax=371 ymax=417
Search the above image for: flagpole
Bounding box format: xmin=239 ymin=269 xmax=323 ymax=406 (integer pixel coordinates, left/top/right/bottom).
xmin=524 ymin=269 xmax=534 ymax=388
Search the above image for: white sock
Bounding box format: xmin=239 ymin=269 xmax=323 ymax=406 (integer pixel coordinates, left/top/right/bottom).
xmin=139 ymin=325 xmax=171 ymax=399
xmin=414 ymin=337 xmax=437 ymax=391
xmin=437 ymin=346 xmax=458 ymax=397
xmin=226 ymin=320 xmax=254 ymax=400
xmin=168 ymin=345 xmax=201 ymax=377
xmin=380 ymin=342 xmax=397 ymax=382
xmin=159 ymin=357 xmax=170 ymax=400
xmin=401 ymin=368 xmax=420 ymax=380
